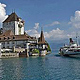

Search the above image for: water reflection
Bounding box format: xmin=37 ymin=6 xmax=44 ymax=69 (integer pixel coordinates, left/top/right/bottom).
xmin=0 ymin=54 xmax=80 ymax=80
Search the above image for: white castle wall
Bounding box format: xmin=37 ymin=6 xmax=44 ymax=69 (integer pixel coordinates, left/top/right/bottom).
xmin=1 ymin=41 xmax=26 ymax=49
xmin=43 ymin=45 xmax=46 ymax=49
xmin=3 ymin=21 xmax=15 ymax=33
xmin=15 ymin=21 xmax=19 ymax=35
xmin=21 ymin=26 xmax=24 ymax=35
xmin=3 ymin=20 xmax=24 ymax=35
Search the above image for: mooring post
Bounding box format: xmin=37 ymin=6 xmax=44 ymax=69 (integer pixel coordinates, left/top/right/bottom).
xmin=25 ymin=49 xmax=29 ymax=57
xmin=0 ymin=43 xmax=1 ymax=58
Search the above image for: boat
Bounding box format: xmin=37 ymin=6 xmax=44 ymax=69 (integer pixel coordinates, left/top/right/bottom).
xmin=59 ymin=38 xmax=80 ymax=57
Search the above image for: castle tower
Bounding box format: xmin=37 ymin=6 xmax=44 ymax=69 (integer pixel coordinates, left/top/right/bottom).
xmin=38 ymin=27 xmax=47 ymax=49
xmin=39 ymin=28 xmax=45 ymax=43
xmin=3 ymin=12 xmax=24 ymax=35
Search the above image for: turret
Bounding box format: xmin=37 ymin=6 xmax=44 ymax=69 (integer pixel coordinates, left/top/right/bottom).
xmin=3 ymin=12 xmax=24 ymax=35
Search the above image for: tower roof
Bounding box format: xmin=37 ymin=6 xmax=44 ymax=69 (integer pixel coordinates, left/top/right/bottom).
xmin=3 ymin=12 xmax=20 ymax=23
xmin=2 ymin=30 xmax=14 ymax=36
xmin=38 ymin=29 xmax=47 ymax=44
xmin=0 ymin=30 xmax=37 ymax=42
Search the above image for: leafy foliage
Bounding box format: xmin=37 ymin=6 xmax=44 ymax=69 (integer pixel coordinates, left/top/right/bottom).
xmin=32 ymin=49 xmax=39 ymax=54
xmin=45 ymin=41 xmax=51 ymax=52
xmin=47 ymin=43 xmax=51 ymax=52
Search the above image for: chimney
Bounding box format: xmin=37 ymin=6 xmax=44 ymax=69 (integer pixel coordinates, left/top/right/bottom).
xmin=70 ymin=38 xmax=73 ymax=43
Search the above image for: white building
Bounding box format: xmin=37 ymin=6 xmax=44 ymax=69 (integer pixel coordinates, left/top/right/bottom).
xmin=3 ymin=12 xmax=24 ymax=35
xmin=0 ymin=12 xmax=48 ymax=57
xmin=38 ymin=30 xmax=48 ymax=56
xmin=0 ymin=12 xmax=37 ymax=52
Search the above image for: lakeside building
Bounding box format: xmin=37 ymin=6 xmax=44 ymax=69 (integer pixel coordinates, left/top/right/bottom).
xmin=0 ymin=12 xmax=50 ymax=58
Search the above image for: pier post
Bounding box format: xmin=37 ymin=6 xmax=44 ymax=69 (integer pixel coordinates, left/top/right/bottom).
xmin=25 ymin=49 xmax=29 ymax=57
xmin=13 ymin=46 xmax=15 ymax=52
xmin=0 ymin=43 xmax=1 ymax=53
xmin=26 ymin=41 xmax=30 ymax=57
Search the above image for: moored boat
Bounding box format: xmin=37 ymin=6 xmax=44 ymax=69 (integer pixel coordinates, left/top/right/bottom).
xmin=59 ymin=38 xmax=80 ymax=57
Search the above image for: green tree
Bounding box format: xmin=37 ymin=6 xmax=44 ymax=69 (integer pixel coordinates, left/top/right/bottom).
xmin=47 ymin=43 xmax=51 ymax=52
xmin=32 ymin=49 xmax=39 ymax=54
xmin=45 ymin=41 xmax=51 ymax=52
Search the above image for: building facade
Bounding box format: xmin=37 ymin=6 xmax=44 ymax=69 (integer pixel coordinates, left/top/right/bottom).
xmin=0 ymin=12 xmax=48 ymax=56
xmin=0 ymin=12 xmax=37 ymax=52
xmin=3 ymin=12 xmax=24 ymax=35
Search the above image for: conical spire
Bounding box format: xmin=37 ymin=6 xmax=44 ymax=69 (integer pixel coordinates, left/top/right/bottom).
xmin=38 ymin=27 xmax=46 ymax=44
xmin=3 ymin=12 xmax=20 ymax=23
xmin=12 ymin=9 xmax=15 ymax=13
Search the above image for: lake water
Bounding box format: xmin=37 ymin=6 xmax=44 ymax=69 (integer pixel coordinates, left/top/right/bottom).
xmin=0 ymin=51 xmax=80 ymax=80
xmin=0 ymin=42 xmax=80 ymax=80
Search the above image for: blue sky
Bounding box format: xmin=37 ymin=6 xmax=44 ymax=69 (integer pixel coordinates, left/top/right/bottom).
xmin=0 ymin=0 xmax=80 ymax=42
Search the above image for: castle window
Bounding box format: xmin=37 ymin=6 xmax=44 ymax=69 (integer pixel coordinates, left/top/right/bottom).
xmin=12 ymin=41 xmax=14 ymax=44
xmin=13 ymin=37 xmax=15 ymax=39
xmin=6 ymin=23 xmax=8 ymax=25
xmin=7 ymin=46 xmax=9 ymax=49
xmin=9 ymin=22 xmax=11 ymax=25
xmin=8 ymin=37 xmax=10 ymax=40
xmin=3 ymin=46 xmax=5 ymax=48
xmin=7 ymin=42 xmax=9 ymax=44
xmin=2 ymin=42 xmax=5 ymax=46
xmin=19 ymin=27 xmax=21 ymax=35
xmin=18 ymin=24 xmax=20 ymax=28
xmin=4 ymin=37 xmax=6 ymax=40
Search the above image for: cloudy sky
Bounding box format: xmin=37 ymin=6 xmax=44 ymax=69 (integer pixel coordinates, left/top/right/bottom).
xmin=0 ymin=0 xmax=80 ymax=42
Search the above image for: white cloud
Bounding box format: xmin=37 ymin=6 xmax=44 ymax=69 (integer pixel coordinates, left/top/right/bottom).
xmin=69 ymin=11 xmax=80 ymax=28
xmin=26 ymin=23 xmax=74 ymax=41
xmin=26 ymin=30 xmax=31 ymax=33
xmin=26 ymin=29 xmax=40 ymax=38
xmin=0 ymin=3 xmax=79 ymax=42
xmin=34 ymin=23 xmax=39 ymax=29
xmin=26 ymin=11 xmax=80 ymax=41
xmin=0 ymin=3 xmax=8 ymax=27
xmin=44 ymin=21 xmax=60 ymax=27
xmin=26 ymin=24 xmax=78 ymax=41
xmin=26 ymin=23 xmax=40 ymax=38
xmin=44 ymin=28 xmax=68 ymax=40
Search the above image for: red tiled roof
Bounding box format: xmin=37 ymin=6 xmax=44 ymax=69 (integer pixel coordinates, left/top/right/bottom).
xmin=3 ymin=12 xmax=20 ymax=23
xmin=38 ymin=30 xmax=47 ymax=44
xmin=0 ymin=30 xmax=36 ymax=42
xmin=2 ymin=30 xmax=14 ymax=36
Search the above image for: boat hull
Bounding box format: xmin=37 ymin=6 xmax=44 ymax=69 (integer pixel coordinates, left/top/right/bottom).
xmin=68 ymin=54 xmax=80 ymax=57
xmin=59 ymin=51 xmax=80 ymax=57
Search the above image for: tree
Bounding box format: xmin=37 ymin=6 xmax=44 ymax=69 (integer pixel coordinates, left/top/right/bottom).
xmin=47 ymin=43 xmax=51 ymax=52
xmin=32 ymin=49 xmax=39 ymax=54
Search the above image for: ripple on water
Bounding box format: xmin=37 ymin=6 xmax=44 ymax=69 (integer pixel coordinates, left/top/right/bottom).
xmin=0 ymin=54 xmax=80 ymax=80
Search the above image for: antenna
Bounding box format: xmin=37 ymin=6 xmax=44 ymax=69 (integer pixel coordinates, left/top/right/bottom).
xmin=76 ymin=32 xmax=79 ymax=46
xmin=41 ymin=26 xmax=43 ymax=31
xmin=14 ymin=9 xmax=15 ymax=13
xmin=12 ymin=9 xmax=15 ymax=13
xmin=12 ymin=9 xmax=13 ymax=13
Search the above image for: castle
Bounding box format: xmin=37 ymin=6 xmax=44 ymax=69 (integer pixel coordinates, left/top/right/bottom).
xmin=0 ymin=12 xmax=50 ymax=57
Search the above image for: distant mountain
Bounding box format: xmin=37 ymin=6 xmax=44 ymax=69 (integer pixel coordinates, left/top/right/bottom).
xmin=47 ymin=37 xmax=80 ymax=53
xmin=47 ymin=39 xmax=69 ymax=53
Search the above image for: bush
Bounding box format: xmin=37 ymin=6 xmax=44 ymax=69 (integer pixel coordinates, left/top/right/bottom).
xmin=32 ymin=49 xmax=39 ymax=54
xmin=47 ymin=45 xmax=51 ymax=51
xmin=47 ymin=43 xmax=51 ymax=52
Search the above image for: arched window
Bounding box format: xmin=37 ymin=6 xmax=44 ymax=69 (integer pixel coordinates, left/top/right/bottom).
xmin=19 ymin=27 xmax=21 ymax=35
xmin=13 ymin=37 xmax=15 ymax=39
xmin=4 ymin=37 xmax=6 ymax=40
xmin=8 ymin=37 xmax=10 ymax=39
